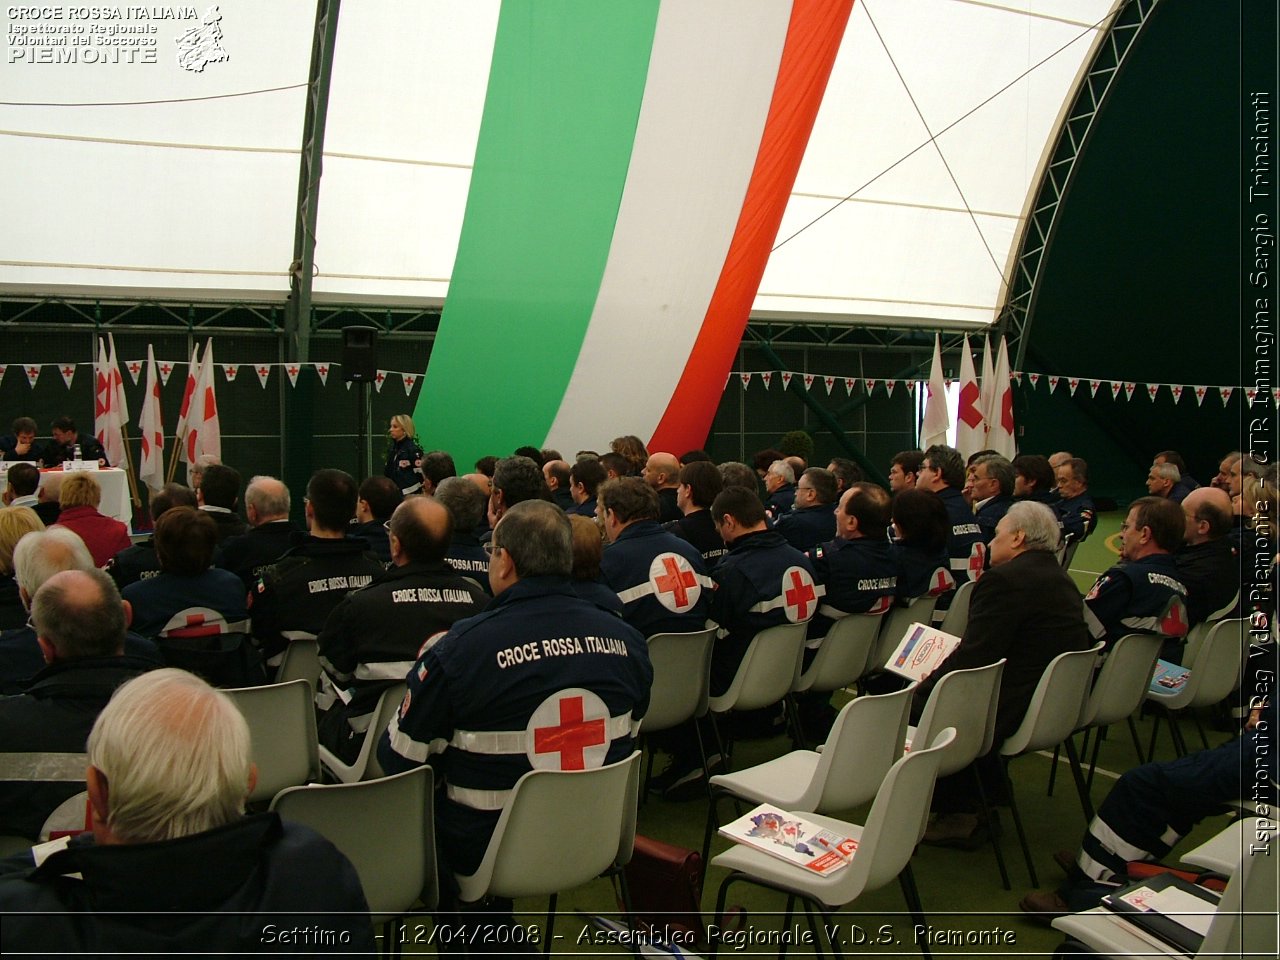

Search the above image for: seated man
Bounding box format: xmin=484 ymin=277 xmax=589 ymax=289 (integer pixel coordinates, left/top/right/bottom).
xmin=1053 ymin=457 xmax=1097 ymax=542
xmin=641 ymin=451 xmax=684 ymax=523
xmin=216 ymin=475 xmax=298 ymax=589
xmin=1175 ymin=486 xmax=1239 ymax=627
xmin=542 ymin=459 xmax=575 ymax=512
xmin=970 ymin=454 xmax=1015 ymax=543
xmin=349 ymin=476 xmax=400 ymax=564
xmin=120 ymin=507 xmax=248 ymax=640
xmin=1146 ymin=461 xmax=1180 ymax=500
xmin=887 ymin=450 xmax=923 ymax=494
xmin=378 ymin=500 xmax=651 ymax=880
xmin=598 ymin=477 xmax=711 ymax=638
xmin=566 ymin=457 xmax=606 ymax=518
xmin=1 ymin=463 xmax=50 ymax=524
xmin=435 ymin=476 xmax=491 ymax=592
xmin=316 ymin=498 xmax=487 ymax=763
xmin=1155 ymin=449 xmax=1201 ymax=503
xmin=775 ymin=468 xmax=838 ymax=552
xmin=1011 ymin=454 xmax=1056 ymax=504
xmin=106 ymin=483 xmax=196 ymax=589
xmin=0 ymin=569 xmax=157 ymax=840
xmin=1084 ymin=496 xmax=1189 ymax=649
xmin=762 ymin=459 xmax=797 ymax=519
xmin=805 ymin=482 xmax=898 ymax=644
xmin=42 ymin=416 xmax=107 ymax=468
xmin=918 ymin=444 xmax=985 ymax=587
xmin=419 ymin=450 xmax=457 ymax=498
xmin=196 ymin=464 xmax=248 ymax=543
xmin=918 ymin=502 xmax=1091 ymax=846
xmin=708 ymin=487 xmax=817 ymax=696
xmin=0 ymin=668 xmax=374 ymax=952
xmin=665 ymin=460 xmax=727 ymax=572
xmin=250 ymin=469 xmax=385 ymax=668
xmin=1020 ymin=697 xmax=1276 ymax=920
xmin=0 ymin=418 xmax=45 ymax=464
xmin=826 ymin=458 xmax=863 ymax=499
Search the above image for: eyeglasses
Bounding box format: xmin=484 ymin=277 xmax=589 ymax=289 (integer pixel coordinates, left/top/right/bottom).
xmin=483 ymin=542 xmax=500 ymax=557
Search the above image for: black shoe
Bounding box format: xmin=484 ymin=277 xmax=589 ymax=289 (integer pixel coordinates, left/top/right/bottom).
xmin=661 ymin=755 xmax=725 ymax=803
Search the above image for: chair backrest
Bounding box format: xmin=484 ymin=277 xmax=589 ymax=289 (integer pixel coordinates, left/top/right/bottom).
xmin=1200 ymin=813 xmax=1278 ymax=956
xmin=158 ymin=614 xmax=264 ymax=688
xmin=794 ymin=613 xmax=884 ymax=694
xmin=936 ymin=580 xmax=975 ymax=637
xmin=319 ymin=682 xmax=407 ymax=784
xmin=708 ymin=622 xmax=807 ymax=713
xmin=913 ymin=659 xmax=1006 ymax=779
xmin=1176 ymin=619 xmax=1247 ymax=710
xmin=999 ymin=643 xmax=1103 ymax=757
xmin=1079 ymin=633 xmax=1162 ymax=729
xmin=834 ymin=727 xmax=956 ymax=900
xmin=810 ymin=683 xmax=914 ymax=812
xmin=224 ymin=679 xmax=320 ymax=803
xmin=871 ymin=595 xmax=940 ymax=671
xmin=1059 ymin=537 xmax=1080 ymax=570
xmin=276 ymin=638 xmax=322 ymax=688
xmin=458 ymin=752 xmax=641 ymax=903
xmin=642 ymin=628 xmax=716 ymax=732
xmin=270 ymin=766 xmax=435 ymax=919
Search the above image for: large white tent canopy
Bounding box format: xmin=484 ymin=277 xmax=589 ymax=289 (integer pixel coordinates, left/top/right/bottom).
xmin=3 ymin=0 xmax=1117 ymax=329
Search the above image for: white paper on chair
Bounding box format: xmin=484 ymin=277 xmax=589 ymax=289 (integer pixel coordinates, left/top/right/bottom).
xmin=883 ymin=622 xmax=961 ymax=682
xmin=718 ymin=804 xmax=857 ymax=876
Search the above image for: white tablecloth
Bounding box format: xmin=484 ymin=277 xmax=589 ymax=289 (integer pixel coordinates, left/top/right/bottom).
xmin=0 ymin=467 xmax=134 ymax=528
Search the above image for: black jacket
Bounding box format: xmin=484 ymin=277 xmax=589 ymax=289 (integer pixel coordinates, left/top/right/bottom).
xmin=217 ymin=520 xmax=300 ymax=590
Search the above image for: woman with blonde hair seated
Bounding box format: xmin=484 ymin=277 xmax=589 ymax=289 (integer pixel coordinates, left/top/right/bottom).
xmin=0 ymin=505 xmax=44 ymax=629
xmin=52 ymin=473 xmax=130 ymax=567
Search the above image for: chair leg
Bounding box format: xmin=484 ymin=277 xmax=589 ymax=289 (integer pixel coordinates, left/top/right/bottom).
xmin=1046 ymin=745 xmax=1059 ymax=797
xmin=693 ymin=713 xmax=714 ymax=801
xmin=543 ymin=892 xmax=557 ymax=955
xmin=701 ymin=790 xmax=727 ymax=872
xmin=1127 ymin=716 xmax=1146 ymax=765
xmin=1192 ymin=709 xmax=1210 ymax=751
xmin=1147 ymin=710 xmax=1163 ymax=761
xmin=973 ymin=763 xmax=1011 ymax=891
xmin=1003 ymin=758 xmax=1039 ymax=888
xmin=710 ymin=871 xmax=748 ymax=959
xmin=780 ymin=895 xmax=796 ymax=960
xmin=1085 ymin=724 xmax=1106 ymax=794
xmin=1168 ymin=713 xmax=1189 ymax=757
xmin=383 ymin=918 xmax=401 ymax=958
xmin=899 ymin=865 xmax=931 ymax=960
xmin=708 ymin=712 xmax=730 ymax=772
xmin=641 ymin=736 xmax=654 ymax=808
xmin=816 ymin=904 xmax=844 ymax=960
xmin=1063 ymin=736 xmax=1095 ymax=823
xmin=785 ymin=694 xmax=807 ymax=751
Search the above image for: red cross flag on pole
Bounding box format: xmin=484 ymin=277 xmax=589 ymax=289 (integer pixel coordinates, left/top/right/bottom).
xmin=185 ymin=339 xmax=221 ymax=471
xmin=956 ymin=335 xmax=984 ymax=459
xmin=171 ymin=342 xmax=202 ymax=478
xmin=920 ymin=334 xmax=949 ymax=450
xmin=987 ymin=337 xmax=1016 ymax=458
xmin=138 ymin=344 xmax=166 ymax=494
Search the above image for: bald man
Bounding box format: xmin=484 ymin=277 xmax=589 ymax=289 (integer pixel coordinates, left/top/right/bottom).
xmin=542 ymin=459 xmax=575 ymax=512
xmin=0 ymin=568 xmax=156 ymax=839
xmin=642 ymin=452 xmax=684 ymax=523
xmin=216 ymin=475 xmax=300 ymax=589
xmin=316 ymin=496 xmax=488 ymax=763
xmin=1175 ymin=486 xmax=1240 ymax=626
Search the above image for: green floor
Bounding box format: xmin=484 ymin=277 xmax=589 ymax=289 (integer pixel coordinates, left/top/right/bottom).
xmin=393 ymin=513 xmax=1240 ymax=956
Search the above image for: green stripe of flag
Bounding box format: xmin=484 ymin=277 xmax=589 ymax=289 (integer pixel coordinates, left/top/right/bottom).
xmin=417 ymin=0 xmax=661 ymax=462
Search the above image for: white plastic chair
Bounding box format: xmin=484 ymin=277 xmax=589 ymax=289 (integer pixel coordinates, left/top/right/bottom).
xmin=270 ymin=765 xmax=436 ymax=928
xmin=909 ymin=659 xmax=1010 ymax=888
xmin=224 ymin=679 xmax=321 ymax=803
xmin=1052 ymin=814 xmax=1278 ymax=958
xmin=640 ymin=628 xmax=716 ymax=796
xmin=1146 ymin=619 xmax=1246 ymax=759
xmin=936 ymin=580 xmax=975 ymax=637
xmin=454 ymin=751 xmax=642 ymax=947
xmin=707 ymin=622 xmax=808 ymax=765
xmin=700 ymin=684 xmax=915 ymax=868
xmin=276 ymin=638 xmax=322 ymax=688
xmin=998 ymin=642 xmax=1104 ymax=887
xmin=318 ymin=682 xmax=407 ymax=784
xmin=1064 ymin=632 xmax=1162 ymax=819
xmin=707 ymin=728 xmax=957 ymax=959
xmin=793 ymin=612 xmax=884 ymax=696
xmin=870 ymin=595 xmax=941 ymax=674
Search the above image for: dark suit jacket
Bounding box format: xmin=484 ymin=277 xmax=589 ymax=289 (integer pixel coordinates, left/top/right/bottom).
xmin=915 ymin=548 xmax=1090 ymax=744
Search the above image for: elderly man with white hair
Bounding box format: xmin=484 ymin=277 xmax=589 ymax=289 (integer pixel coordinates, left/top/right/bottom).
xmin=0 ymin=668 xmax=374 ymax=953
xmin=917 ymin=501 xmax=1092 ymax=847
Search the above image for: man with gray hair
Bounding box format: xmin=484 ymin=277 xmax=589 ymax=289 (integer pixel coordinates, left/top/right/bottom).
xmin=762 ymin=459 xmax=797 ymax=519
xmin=436 ymin=475 xmax=491 ymax=591
xmin=0 ymin=569 xmax=157 ymax=840
xmin=970 ymin=454 xmax=1016 ymax=544
xmin=918 ymin=501 xmax=1091 ymax=847
xmin=0 ymin=668 xmax=374 ymax=952
xmin=216 ymin=475 xmax=298 ymax=589
xmin=1145 ymin=461 xmax=1180 ymax=500
xmin=2 ymin=529 xmax=159 ymax=694
xmin=379 ymin=499 xmax=652 ymax=882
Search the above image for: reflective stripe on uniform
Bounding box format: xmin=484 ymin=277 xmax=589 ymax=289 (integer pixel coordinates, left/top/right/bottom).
xmin=402 ymin=482 xmax=423 ymax=495
xmin=0 ymin=752 xmax=88 ymax=782
xmin=450 ymin=712 xmax=638 ymax=754
xmin=385 ymin=714 xmax=448 ymax=764
xmin=354 ymin=660 xmax=416 ymax=681
xmin=447 ymin=782 xmax=512 ymax=812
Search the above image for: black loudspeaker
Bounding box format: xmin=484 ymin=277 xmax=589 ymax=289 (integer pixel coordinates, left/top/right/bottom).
xmin=342 ymin=325 xmax=379 ymax=382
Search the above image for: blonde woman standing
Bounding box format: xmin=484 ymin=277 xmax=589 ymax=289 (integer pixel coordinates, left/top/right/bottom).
xmin=385 ymin=414 xmax=426 ymax=495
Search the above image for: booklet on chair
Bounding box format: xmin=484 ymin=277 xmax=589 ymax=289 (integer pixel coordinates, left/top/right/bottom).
xmin=883 ymin=622 xmax=962 ymax=682
xmin=1149 ymin=659 xmax=1191 ymax=694
xmin=1100 ymin=871 xmax=1218 ymax=955
xmin=718 ymin=804 xmax=858 ymax=876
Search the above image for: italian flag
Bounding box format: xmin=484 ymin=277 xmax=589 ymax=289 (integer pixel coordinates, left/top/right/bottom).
xmin=416 ymin=0 xmax=853 ymax=463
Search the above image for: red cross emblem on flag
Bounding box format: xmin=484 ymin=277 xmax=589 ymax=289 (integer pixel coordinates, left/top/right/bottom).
xmin=528 ymin=689 xmax=610 ymax=771
xmin=375 ymin=371 xmax=386 ymax=384
xmin=782 ymin=567 xmax=817 ymax=621
xmin=128 ymin=362 xmax=141 ymax=376
xmin=287 ymin=366 xmax=299 ymax=377
xmin=257 ymin=367 xmax=269 ymax=377
xmin=317 ymin=365 xmax=329 ymax=376
xmin=160 ymin=363 xmax=172 ymax=377
xmin=403 ymin=375 xmax=415 ymax=390
xmin=1161 ymin=598 xmax=1189 ymax=638
xmin=651 ymin=553 xmax=699 ymax=612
